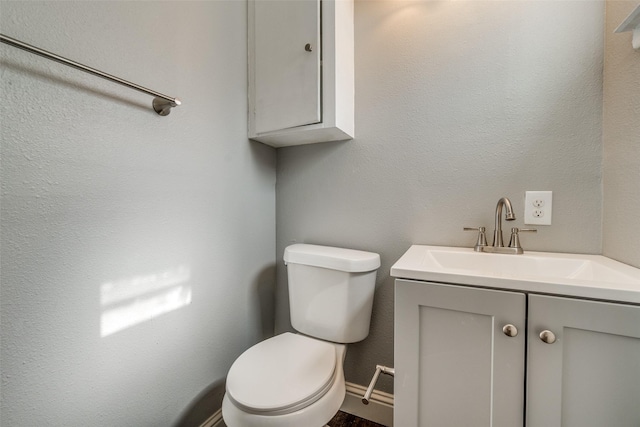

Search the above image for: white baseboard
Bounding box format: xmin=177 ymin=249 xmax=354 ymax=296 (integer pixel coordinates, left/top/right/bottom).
xmin=207 ymin=382 xmax=394 ymax=427
xmin=341 ymin=382 xmax=394 ymax=427
xmin=201 ymin=408 xmax=224 ymax=427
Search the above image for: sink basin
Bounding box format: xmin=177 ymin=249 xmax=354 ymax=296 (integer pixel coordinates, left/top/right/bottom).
xmin=427 ymin=248 xmax=639 ymax=283
xmin=391 ymin=246 xmax=640 ymax=303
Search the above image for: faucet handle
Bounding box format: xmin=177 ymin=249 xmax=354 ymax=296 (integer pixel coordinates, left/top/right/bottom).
xmin=508 ymin=227 xmax=537 ymax=250
xmin=464 ymin=227 xmax=488 ymax=251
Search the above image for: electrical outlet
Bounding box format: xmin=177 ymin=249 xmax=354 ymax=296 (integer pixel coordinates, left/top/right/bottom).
xmin=525 ymin=191 xmax=552 ymax=225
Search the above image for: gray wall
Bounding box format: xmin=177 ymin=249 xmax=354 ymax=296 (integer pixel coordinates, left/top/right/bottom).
xmin=603 ymin=1 xmax=640 ymax=268
xmin=276 ymin=0 xmax=605 ymax=392
xmin=0 ymin=1 xmax=276 ymax=426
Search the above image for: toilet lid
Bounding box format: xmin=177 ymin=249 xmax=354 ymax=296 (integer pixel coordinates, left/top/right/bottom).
xmin=226 ymin=333 xmax=337 ymax=414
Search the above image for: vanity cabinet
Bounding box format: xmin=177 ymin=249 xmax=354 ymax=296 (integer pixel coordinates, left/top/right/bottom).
xmin=395 ymin=279 xmax=640 ymax=427
xmin=248 ymin=0 xmax=354 ymax=147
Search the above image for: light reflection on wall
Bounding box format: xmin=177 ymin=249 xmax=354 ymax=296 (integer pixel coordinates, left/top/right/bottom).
xmin=100 ymin=265 xmax=192 ymax=337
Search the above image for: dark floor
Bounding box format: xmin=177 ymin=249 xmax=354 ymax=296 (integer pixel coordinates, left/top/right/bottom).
xmin=327 ymin=411 xmax=387 ymax=427
xmin=220 ymin=410 xmax=385 ymax=427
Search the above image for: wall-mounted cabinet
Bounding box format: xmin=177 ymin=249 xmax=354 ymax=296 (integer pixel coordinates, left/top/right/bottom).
xmin=395 ymin=279 xmax=640 ymax=427
xmin=248 ymin=0 xmax=354 ymax=148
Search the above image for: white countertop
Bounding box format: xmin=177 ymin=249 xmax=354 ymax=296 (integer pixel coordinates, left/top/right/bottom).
xmin=390 ymin=245 xmax=640 ymax=304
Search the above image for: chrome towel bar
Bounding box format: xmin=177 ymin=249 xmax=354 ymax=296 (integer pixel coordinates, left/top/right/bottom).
xmin=1 ymin=34 xmax=181 ymax=116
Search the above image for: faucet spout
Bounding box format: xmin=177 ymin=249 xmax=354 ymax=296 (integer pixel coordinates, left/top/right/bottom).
xmin=493 ymin=197 xmax=515 ymax=247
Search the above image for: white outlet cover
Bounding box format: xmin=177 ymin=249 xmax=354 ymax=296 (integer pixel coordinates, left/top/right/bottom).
xmin=525 ymin=191 xmax=552 ymax=225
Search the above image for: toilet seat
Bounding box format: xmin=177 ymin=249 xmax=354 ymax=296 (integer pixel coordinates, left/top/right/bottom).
xmin=226 ymin=333 xmax=338 ymax=415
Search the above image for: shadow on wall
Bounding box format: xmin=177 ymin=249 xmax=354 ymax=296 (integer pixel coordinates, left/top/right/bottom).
xmin=0 ymin=59 xmax=152 ymax=114
xmin=171 ymin=265 xmax=276 ymax=427
xmin=253 ymin=264 xmax=277 ymax=340
xmin=172 ymin=378 xmax=226 ymax=427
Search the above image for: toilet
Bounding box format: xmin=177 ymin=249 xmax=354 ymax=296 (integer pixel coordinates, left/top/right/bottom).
xmin=222 ymin=243 xmax=381 ymax=427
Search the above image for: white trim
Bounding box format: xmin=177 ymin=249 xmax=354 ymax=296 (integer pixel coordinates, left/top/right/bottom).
xmin=341 ymin=382 xmax=394 ymax=426
xmin=200 ymin=408 xmax=224 ymax=427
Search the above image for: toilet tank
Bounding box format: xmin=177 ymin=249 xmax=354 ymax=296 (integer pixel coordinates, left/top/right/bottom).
xmin=284 ymin=244 xmax=381 ymax=343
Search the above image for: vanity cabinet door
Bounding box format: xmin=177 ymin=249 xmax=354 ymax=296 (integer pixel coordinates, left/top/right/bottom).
xmin=395 ymin=280 xmax=526 ymax=427
xmin=527 ymin=295 xmax=640 ymax=427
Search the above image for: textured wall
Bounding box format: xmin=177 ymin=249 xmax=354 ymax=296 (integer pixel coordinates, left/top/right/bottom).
xmin=603 ymin=1 xmax=640 ymax=268
xmin=0 ymin=2 xmax=276 ymax=426
xmin=276 ymin=0 xmax=605 ymax=392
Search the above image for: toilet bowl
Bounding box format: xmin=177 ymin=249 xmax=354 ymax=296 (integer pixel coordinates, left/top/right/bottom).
xmin=222 ymin=244 xmax=380 ymax=427
xmin=222 ymin=333 xmax=346 ymax=427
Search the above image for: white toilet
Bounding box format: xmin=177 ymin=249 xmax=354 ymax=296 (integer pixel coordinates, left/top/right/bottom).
xmin=222 ymin=243 xmax=381 ymax=427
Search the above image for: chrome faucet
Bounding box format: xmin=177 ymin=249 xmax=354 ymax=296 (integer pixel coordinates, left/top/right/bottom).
xmin=464 ymin=197 xmax=536 ymax=254
xmin=493 ymin=197 xmax=516 ymax=247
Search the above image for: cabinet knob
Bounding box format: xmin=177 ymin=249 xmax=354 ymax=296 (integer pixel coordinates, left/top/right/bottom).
xmin=305 ymin=43 xmax=313 ymax=52
xmin=502 ymin=324 xmax=518 ymax=337
xmin=539 ymin=330 xmax=557 ymax=344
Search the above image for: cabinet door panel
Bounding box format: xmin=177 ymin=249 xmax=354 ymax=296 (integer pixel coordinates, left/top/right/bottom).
xmin=527 ymin=295 xmax=640 ymax=427
xmin=418 ymin=305 xmax=493 ymax=424
xmin=253 ymin=0 xmax=321 ymax=134
xmin=395 ymin=280 xmax=526 ymax=427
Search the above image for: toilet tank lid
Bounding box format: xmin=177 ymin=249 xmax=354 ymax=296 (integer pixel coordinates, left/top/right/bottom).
xmin=284 ymin=244 xmax=381 ymax=273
